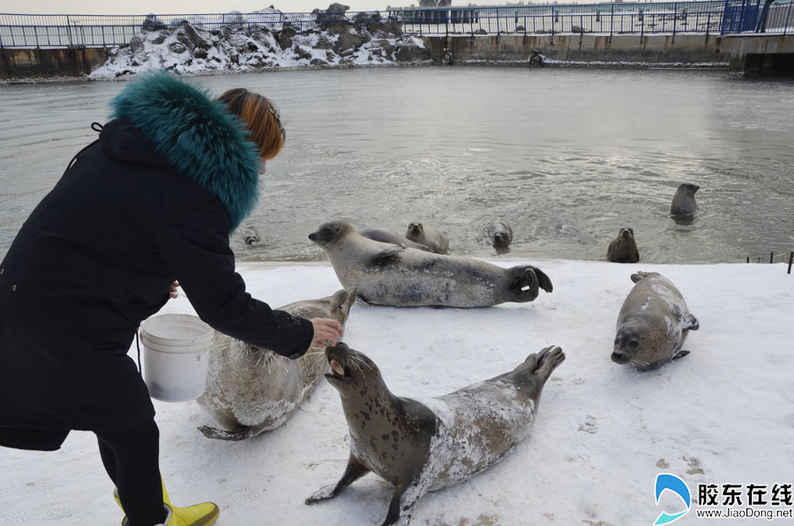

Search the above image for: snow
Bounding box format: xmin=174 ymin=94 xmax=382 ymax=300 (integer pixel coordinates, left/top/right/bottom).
xmin=2 ymin=259 xmax=793 ymax=525
xmin=89 ymin=23 xmax=428 ymax=80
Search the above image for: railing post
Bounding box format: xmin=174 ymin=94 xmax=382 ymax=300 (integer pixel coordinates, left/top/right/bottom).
xmin=785 ymin=0 xmax=793 ymax=35
xmin=673 ymin=2 xmax=678 ymax=37
xmin=497 ymin=7 xmax=501 ymax=34
xmin=33 ymin=24 xmax=39 ymax=48
xmin=610 ymin=2 xmax=614 ymax=37
xmin=66 ymin=15 xmax=74 ymax=47
xmin=551 ymin=6 xmax=555 ymax=36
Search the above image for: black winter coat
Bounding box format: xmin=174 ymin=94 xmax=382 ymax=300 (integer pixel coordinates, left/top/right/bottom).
xmin=0 ymin=73 xmax=313 ymax=436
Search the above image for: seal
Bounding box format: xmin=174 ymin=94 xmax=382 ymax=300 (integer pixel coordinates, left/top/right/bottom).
xmin=196 ymin=289 xmax=356 ymax=440
xmin=306 ymin=342 xmax=565 ymax=526
xmin=612 ymin=271 xmax=699 ymax=371
xmin=607 ymin=227 xmax=640 ymax=263
xmin=360 ymin=228 xmax=436 ymax=253
xmin=308 ymin=220 xmax=553 ymax=307
xmin=486 ymin=221 xmax=513 ymax=253
xmin=242 ymin=224 xmax=260 ymax=246
xmin=670 ymin=183 xmax=699 ymax=217
xmin=405 ymin=222 xmax=449 ymax=254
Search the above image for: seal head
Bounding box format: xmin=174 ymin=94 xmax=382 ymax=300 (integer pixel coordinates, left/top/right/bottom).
xmin=607 ymin=227 xmax=640 ymax=263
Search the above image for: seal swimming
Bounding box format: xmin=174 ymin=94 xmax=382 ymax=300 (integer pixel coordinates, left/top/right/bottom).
xmin=670 ymin=183 xmax=699 ymax=217
xmin=405 ymin=222 xmax=449 ymax=254
xmin=360 ymin=228 xmax=436 ymax=253
xmin=607 ymin=227 xmax=640 ymax=263
xmin=486 ymin=221 xmax=513 ymax=253
xmin=612 ymin=271 xmax=699 ymax=371
xmin=306 ymin=342 xmax=565 ymax=526
xmin=196 ymin=290 xmax=356 ymax=440
xmin=308 ymin=220 xmax=553 ymax=307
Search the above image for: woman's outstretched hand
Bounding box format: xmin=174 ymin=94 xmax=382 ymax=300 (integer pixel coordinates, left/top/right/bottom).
xmin=309 ymin=318 xmax=344 ymax=351
xmin=169 ymin=280 xmax=180 ymax=299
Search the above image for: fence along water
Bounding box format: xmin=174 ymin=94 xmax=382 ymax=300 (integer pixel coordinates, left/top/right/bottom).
xmin=1 ymin=1 xmax=793 ymax=49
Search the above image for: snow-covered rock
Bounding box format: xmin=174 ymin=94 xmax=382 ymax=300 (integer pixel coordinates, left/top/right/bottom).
xmin=89 ymin=19 xmax=430 ymax=79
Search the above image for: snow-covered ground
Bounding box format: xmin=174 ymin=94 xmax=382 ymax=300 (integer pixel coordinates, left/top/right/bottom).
xmin=2 ymin=259 xmax=793 ymax=525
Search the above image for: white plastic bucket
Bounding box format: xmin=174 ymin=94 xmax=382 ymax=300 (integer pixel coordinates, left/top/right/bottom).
xmin=140 ymin=314 xmax=214 ymax=402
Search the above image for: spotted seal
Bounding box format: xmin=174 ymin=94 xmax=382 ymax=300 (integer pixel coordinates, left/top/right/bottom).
xmin=196 ymin=290 xmax=356 ymax=440
xmin=607 ymin=227 xmax=640 ymax=263
xmin=360 ymin=228 xmax=436 ymax=253
xmin=612 ymin=271 xmax=699 ymax=371
xmin=308 ymin=221 xmax=553 ymax=307
xmin=306 ymin=342 xmax=565 ymax=525
xmin=405 ymin=222 xmax=449 ymax=254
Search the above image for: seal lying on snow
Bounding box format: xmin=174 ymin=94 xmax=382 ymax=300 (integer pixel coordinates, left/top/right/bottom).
xmin=308 ymin=221 xmax=553 ymax=307
xmin=612 ymin=271 xmax=699 ymax=371
xmin=306 ymin=342 xmax=565 ymax=526
xmin=360 ymin=228 xmax=436 ymax=253
xmin=196 ymin=290 xmax=356 ymax=440
xmin=405 ymin=222 xmax=449 ymax=254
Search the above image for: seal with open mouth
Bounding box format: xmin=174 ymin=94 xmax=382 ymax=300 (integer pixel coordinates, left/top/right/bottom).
xmin=612 ymin=271 xmax=699 ymax=371
xmin=196 ymin=290 xmax=356 ymax=440
xmin=306 ymin=342 xmax=565 ymax=525
xmin=309 ymin=220 xmax=552 ymax=307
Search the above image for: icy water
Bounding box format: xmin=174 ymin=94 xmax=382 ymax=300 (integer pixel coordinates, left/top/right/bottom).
xmin=1 ymin=68 xmax=793 ymax=263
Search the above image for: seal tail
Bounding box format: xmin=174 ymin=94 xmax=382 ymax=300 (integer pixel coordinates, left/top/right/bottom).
xmin=506 ymin=265 xmax=553 ymax=302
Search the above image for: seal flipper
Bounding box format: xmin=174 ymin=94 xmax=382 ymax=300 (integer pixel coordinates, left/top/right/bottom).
xmin=532 ymin=266 xmax=554 ymax=293
xmin=197 ymin=424 xmax=253 ymax=441
xmin=672 ymin=350 xmax=690 ymax=360
xmin=368 ymin=248 xmax=403 ymax=269
xmin=305 ymin=454 xmax=370 ymax=505
xmin=381 ymin=480 xmax=424 ymax=526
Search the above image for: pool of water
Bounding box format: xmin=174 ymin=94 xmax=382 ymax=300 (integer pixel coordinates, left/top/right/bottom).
xmin=1 ymin=67 xmax=793 ymax=264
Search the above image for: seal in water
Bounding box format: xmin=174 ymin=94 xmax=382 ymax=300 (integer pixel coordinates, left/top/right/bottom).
xmin=607 ymin=227 xmax=640 ymax=263
xmin=360 ymin=228 xmax=436 ymax=253
xmin=196 ymin=289 xmax=356 ymax=440
xmin=306 ymin=342 xmax=565 ymax=526
xmin=308 ymin=221 xmax=553 ymax=307
xmin=670 ymin=183 xmax=699 ymax=217
xmin=612 ymin=271 xmax=699 ymax=371
xmin=242 ymin=224 xmax=260 ymax=246
xmin=486 ymin=221 xmax=513 ymax=253
xmin=405 ymin=222 xmax=449 ymax=254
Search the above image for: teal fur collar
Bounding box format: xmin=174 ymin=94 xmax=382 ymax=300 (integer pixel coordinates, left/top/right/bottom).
xmin=111 ymin=72 xmax=261 ymax=231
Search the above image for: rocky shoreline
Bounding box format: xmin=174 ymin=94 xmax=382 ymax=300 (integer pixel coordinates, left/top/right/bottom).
xmin=90 ymin=8 xmax=432 ymax=79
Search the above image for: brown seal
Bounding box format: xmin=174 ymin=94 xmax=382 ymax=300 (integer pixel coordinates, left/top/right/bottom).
xmin=486 ymin=221 xmax=513 ymax=253
xmin=306 ymin=342 xmax=565 ymax=526
xmin=309 ymin=221 xmax=553 ymax=307
xmin=607 ymin=227 xmax=640 ymax=263
xmin=612 ymin=271 xmax=699 ymax=371
xmin=670 ymin=183 xmax=699 ymax=217
xmin=405 ymin=222 xmax=449 ymax=254
xmin=196 ymin=290 xmax=356 ymax=440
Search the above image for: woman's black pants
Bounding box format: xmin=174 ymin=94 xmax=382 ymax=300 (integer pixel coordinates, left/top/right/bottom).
xmin=96 ymin=420 xmax=167 ymax=526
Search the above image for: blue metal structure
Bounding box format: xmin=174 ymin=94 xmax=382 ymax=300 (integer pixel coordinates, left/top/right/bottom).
xmin=1 ymin=1 xmax=792 ymax=49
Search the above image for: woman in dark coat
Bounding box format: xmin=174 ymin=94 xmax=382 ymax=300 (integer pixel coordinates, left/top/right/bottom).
xmin=0 ymin=72 xmax=342 ymax=526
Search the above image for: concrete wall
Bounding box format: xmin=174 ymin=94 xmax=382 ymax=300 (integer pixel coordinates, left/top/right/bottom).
xmin=437 ymin=33 xmax=728 ymax=64
xmin=0 ymin=47 xmax=109 ymax=79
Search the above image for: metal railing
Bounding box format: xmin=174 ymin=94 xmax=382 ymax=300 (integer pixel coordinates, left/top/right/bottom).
xmin=1 ymin=1 xmax=792 ymax=49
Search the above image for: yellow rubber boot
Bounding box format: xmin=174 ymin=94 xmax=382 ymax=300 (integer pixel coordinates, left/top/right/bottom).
xmin=115 ymin=480 xmax=219 ymax=526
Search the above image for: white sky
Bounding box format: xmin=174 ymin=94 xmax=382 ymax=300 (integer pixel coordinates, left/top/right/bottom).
xmin=1 ymin=1 xmax=518 ymax=15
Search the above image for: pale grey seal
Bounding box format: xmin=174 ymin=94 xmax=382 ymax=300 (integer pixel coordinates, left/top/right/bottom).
xmin=360 ymin=228 xmax=436 ymax=253
xmin=196 ymin=289 xmax=356 ymax=440
xmin=612 ymin=271 xmax=699 ymax=371
xmin=308 ymin=221 xmax=553 ymax=307
xmin=607 ymin=228 xmax=640 ymax=263
xmin=306 ymin=342 xmax=565 ymax=526
xmin=670 ymin=183 xmax=699 ymax=217
xmin=405 ymin=222 xmax=449 ymax=254
xmin=486 ymin=221 xmax=513 ymax=253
